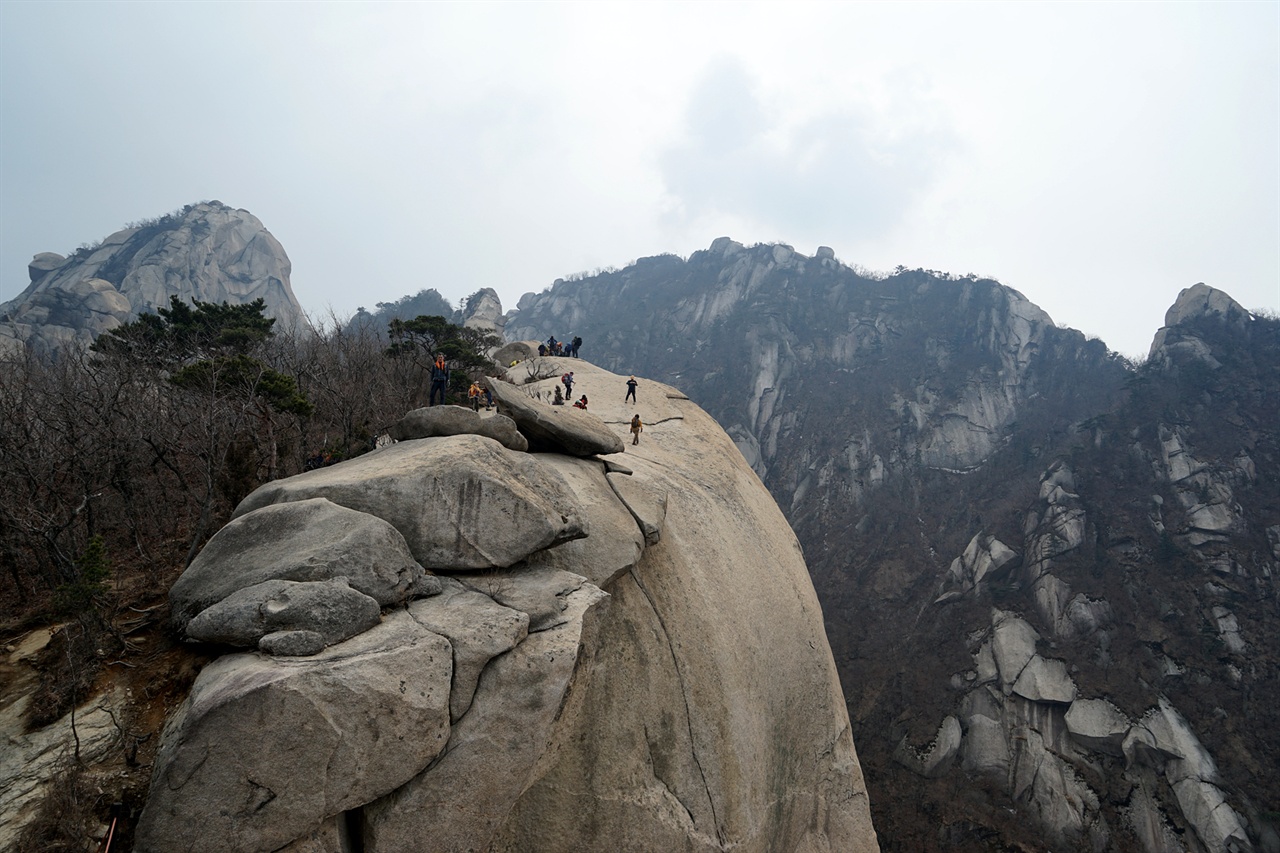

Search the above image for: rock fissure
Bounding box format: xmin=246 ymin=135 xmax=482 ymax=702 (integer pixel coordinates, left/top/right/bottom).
xmin=627 ymin=566 xmax=724 ymax=844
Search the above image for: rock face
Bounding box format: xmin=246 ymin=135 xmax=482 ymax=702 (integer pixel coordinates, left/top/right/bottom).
xmin=505 ymin=249 xmax=1278 ymax=852
xmin=0 ymin=201 xmax=303 ymax=353
xmin=134 ymin=359 xmax=880 ymax=853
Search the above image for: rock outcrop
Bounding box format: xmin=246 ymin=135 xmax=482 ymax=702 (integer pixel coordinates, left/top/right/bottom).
xmin=134 ymin=359 xmax=880 ymax=853
xmin=1 ymin=201 xmax=303 ymax=353
xmin=503 ymin=249 xmax=1277 ymax=852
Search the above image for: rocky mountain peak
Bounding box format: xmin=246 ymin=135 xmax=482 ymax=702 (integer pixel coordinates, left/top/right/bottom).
xmin=1148 ymin=282 xmax=1257 ymax=367
xmin=2 ymin=201 xmax=303 ymax=354
xmin=1163 ymin=282 xmax=1251 ymax=328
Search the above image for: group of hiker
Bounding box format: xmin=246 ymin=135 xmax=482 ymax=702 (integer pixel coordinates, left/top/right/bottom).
xmin=423 ymin=344 xmax=646 ymax=446
xmin=539 ymin=335 xmax=582 ymax=358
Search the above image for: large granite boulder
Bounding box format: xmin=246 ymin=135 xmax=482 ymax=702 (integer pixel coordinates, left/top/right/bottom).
xmin=134 ymin=611 xmax=454 ymax=853
xmin=234 ymin=435 xmax=587 ymax=571
xmin=185 ymin=578 xmax=383 ymax=652
xmin=136 ymin=360 xmax=880 ymax=853
xmin=0 ymin=201 xmax=303 ymax=352
xmin=387 ymin=405 xmax=528 ymax=451
xmin=170 ymin=497 xmax=434 ymax=632
xmin=484 ymin=374 xmax=625 ymax=456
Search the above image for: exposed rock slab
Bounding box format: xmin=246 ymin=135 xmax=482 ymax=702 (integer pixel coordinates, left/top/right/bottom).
xmin=234 ymin=436 xmax=586 ymax=571
xmin=185 ymin=578 xmax=382 ymax=651
xmin=171 ymin=497 xmax=432 ymax=630
xmin=406 ymin=579 xmax=529 ymax=721
xmin=0 ymin=689 xmax=123 ymax=849
xmin=484 ymin=376 xmax=625 ymax=456
xmin=134 ymin=611 xmax=453 ymax=853
xmin=517 ymin=455 xmax=645 ymax=586
xmin=388 ymin=405 xmax=528 ymax=452
xmin=363 ymin=583 xmax=609 ymax=852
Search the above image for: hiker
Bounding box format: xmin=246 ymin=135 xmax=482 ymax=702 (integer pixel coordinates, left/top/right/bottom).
xmin=573 ymin=395 xmax=588 ymax=410
xmin=484 ymin=385 xmax=494 ymax=410
xmin=552 ymin=385 xmax=565 ymax=405
xmin=468 ymin=382 xmax=483 ymax=411
xmin=538 ymin=343 xmax=547 ymax=357
xmin=625 ymin=375 xmax=638 ymax=403
xmin=562 ymin=371 xmax=574 ymax=397
xmin=429 ymin=355 xmax=449 ymax=406
xmin=630 ymin=414 xmax=643 ymax=445
xmin=572 ymin=335 xmax=582 ymax=358
xmin=547 ymin=336 xmax=558 ymax=356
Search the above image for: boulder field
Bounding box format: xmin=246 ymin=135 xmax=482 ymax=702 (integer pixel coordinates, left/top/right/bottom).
xmin=133 ymin=357 xmax=880 ymax=853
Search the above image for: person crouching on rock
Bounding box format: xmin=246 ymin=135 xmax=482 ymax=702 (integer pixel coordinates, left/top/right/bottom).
xmin=552 ymin=385 xmax=565 ymax=405
xmin=573 ymin=395 xmax=588 ymax=410
xmin=630 ymin=414 xmax=643 ymax=445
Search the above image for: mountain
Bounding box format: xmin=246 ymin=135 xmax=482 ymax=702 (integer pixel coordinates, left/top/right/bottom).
xmin=506 ymin=240 xmax=1279 ymax=852
xmin=132 ymin=359 xmax=879 ymax=853
xmin=1 ymin=201 xmax=303 ymax=353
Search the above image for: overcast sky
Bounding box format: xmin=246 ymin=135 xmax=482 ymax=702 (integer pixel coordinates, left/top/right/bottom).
xmin=2 ymin=1 xmax=1276 ymax=357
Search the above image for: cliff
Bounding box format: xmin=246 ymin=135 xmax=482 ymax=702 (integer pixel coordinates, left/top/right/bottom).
xmin=131 ymin=358 xmax=880 ymax=853
xmin=506 ymin=243 xmax=1279 ymax=852
xmin=1 ymin=201 xmax=303 ymax=353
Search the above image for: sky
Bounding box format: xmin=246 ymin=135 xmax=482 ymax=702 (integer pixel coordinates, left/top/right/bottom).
xmin=1 ymin=1 xmax=1276 ymax=358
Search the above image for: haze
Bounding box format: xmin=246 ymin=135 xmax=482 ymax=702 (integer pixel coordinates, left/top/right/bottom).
xmin=1 ymin=1 xmax=1276 ymax=357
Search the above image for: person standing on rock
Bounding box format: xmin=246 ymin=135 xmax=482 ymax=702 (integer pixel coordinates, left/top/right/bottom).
xmin=630 ymin=414 xmax=643 ymax=445
xmin=625 ymin=376 xmax=638 ymax=404
xmin=572 ymin=335 xmax=583 ymax=358
xmin=562 ymin=371 xmax=574 ymax=398
xmin=468 ymin=382 xmax=483 ymax=411
xmin=429 ymin=355 xmax=449 ymax=406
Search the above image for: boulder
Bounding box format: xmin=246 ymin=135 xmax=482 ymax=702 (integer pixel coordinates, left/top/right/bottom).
xmin=134 ymin=612 xmax=453 ymax=853
xmin=1012 ymin=655 xmax=1076 ymax=703
xmin=171 ymin=497 xmax=434 ymax=631
xmin=493 ymin=339 xmax=540 ymax=365
xmin=484 ymin=376 xmax=625 ymax=456
xmin=387 ymin=405 xmax=528 ymax=452
xmin=1065 ymin=698 xmax=1130 ymax=755
xmin=185 ymin=578 xmax=382 ymax=651
xmin=27 ymin=252 xmax=65 ymax=283
xmin=234 ymin=436 xmax=586 ymax=572
xmin=138 ymin=361 xmax=880 ymax=853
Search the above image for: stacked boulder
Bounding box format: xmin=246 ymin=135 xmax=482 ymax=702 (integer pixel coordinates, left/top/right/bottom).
xmin=135 ymin=359 xmax=879 ymax=853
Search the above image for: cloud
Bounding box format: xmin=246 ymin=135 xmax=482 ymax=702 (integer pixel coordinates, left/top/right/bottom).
xmin=659 ymin=57 xmax=955 ymax=239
